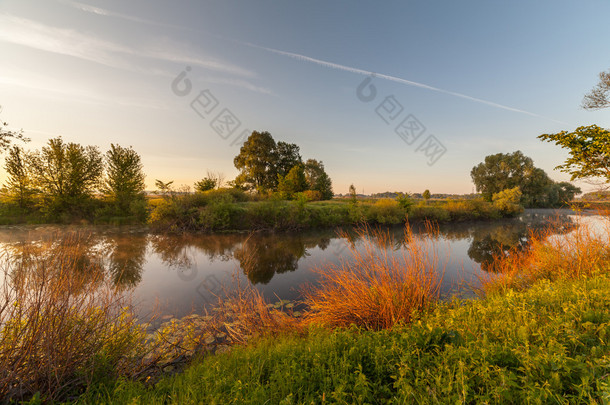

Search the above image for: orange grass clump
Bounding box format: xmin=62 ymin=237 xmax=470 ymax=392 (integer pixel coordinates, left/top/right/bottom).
xmin=303 ymin=222 xmax=445 ymax=330
xmin=480 ymin=214 xmax=610 ymax=294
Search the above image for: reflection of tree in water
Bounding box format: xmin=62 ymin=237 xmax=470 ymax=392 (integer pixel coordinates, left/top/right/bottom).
xmin=466 ymin=214 xmax=576 ymax=272
xmin=149 ymin=233 xmax=242 ymax=269
xmin=102 ymin=234 xmax=148 ymax=288
xmin=234 ymin=232 xmax=335 ymax=284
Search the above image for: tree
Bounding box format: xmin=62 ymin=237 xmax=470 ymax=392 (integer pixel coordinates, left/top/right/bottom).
xmin=29 ymin=137 xmax=103 ymax=206
xmin=233 ymin=131 xmax=278 ymax=191
xmin=538 ymin=125 xmax=610 ymax=184
xmin=471 ymin=151 xmax=537 ymax=201
xmin=304 ymin=159 xmax=333 ymax=200
xmin=103 ymin=144 xmax=146 ymax=214
xmin=349 ymin=184 xmax=357 ymax=200
xmin=583 ymin=70 xmax=610 ymax=110
xmin=275 ymin=141 xmax=302 ymax=178
xmin=3 ymin=145 xmax=34 ymax=208
xmin=492 ymin=187 xmax=523 ymax=215
xmin=277 ymin=164 xmax=307 ymax=199
xmin=0 ymin=106 xmax=29 ymax=153
xmin=423 ymin=189 xmax=431 ymax=201
xmin=194 ymin=177 xmax=216 ymax=192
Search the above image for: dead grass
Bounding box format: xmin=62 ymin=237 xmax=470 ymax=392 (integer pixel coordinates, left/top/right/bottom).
xmin=302 ymin=222 xmax=445 ymax=330
xmin=0 ymin=232 xmax=147 ymax=402
xmin=480 ymin=213 xmax=610 ymax=294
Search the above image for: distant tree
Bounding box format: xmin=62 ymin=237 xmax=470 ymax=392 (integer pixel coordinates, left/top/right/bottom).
xmin=492 ymin=187 xmax=523 ymax=215
xmin=423 ymin=189 xmax=431 ymax=201
xmin=275 ymin=141 xmax=302 ymax=178
xmin=155 ymin=179 xmax=174 ymax=197
xmin=194 ymin=177 xmax=217 ymax=193
xmin=583 ymin=70 xmax=610 ymax=110
xmin=3 ymin=145 xmax=34 ymax=208
xmin=544 ymin=182 xmax=581 ymax=207
xmin=233 ymin=131 xmax=278 ymax=191
xmin=304 ymin=159 xmax=333 ymax=200
xmin=29 ymin=137 xmax=103 ymax=207
xmin=0 ymin=106 xmax=29 ymax=153
xmin=538 ymin=125 xmax=610 ymax=185
xmin=349 ymin=184 xmax=357 ymax=199
xmin=103 ymin=144 xmax=146 ymax=214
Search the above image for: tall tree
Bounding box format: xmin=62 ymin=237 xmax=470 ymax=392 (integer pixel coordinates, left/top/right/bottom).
xmin=275 ymin=141 xmax=302 ymax=178
xmin=583 ymin=69 xmax=610 ymax=110
xmin=3 ymin=145 xmax=33 ymax=208
xmin=29 ymin=137 xmax=103 ymax=205
xmin=471 ymin=151 xmax=537 ymax=201
xmin=538 ymin=125 xmax=610 ymax=184
xmin=233 ymin=131 xmax=277 ymax=191
xmin=277 ymin=164 xmax=307 ymax=199
xmin=103 ymin=144 xmax=146 ymax=214
xmin=304 ymin=159 xmax=333 ymax=200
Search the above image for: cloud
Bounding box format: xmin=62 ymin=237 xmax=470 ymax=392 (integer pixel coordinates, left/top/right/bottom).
xmin=0 ymin=13 xmax=255 ymax=78
xmin=244 ymin=42 xmax=569 ymax=125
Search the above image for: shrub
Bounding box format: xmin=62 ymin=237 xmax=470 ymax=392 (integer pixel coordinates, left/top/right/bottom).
xmin=367 ymin=198 xmax=405 ymax=224
xmin=409 ymin=203 xmax=451 ymax=222
xmin=492 ymin=187 xmax=523 ymax=216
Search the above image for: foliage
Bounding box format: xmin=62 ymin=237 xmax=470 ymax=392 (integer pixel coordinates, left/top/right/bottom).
xmin=277 ymin=164 xmax=307 ymax=199
xmin=0 ymin=106 xmax=29 ymax=153
xmin=233 ymin=131 xmax=278 ymax=191
xmin=154 ymin=179 xmax=174 ymax=197
xmin=582 ymin=69 xmax=610 ymax=110
xmin=194 ymin=177 xmax=216 ymax=192
xmin=492 ymin=186 xmax=523 ymax=215
xmin=304 ymin=159 xmax=333 ymax=200
xmin=103 ymin=144 xmax=146 ymax=215
xmin=275 ymin=141 xmax=302 ymax=178
xmin=366 ymin=198 xmax=404 ymax=224
xmin=28 ymin=137 xmax=104 ymax=213
xmin=538 ymin=125 xmax=610 ymax=184
xmin=2 ymin=145 xmax=34 ymax=208
xmin=423 ymin=189 xmax=431 ymax=200
xmin=395 ymin=192 xmax=413 ymax=210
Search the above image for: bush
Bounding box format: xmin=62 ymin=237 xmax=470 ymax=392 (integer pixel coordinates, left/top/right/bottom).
xmin=409 ymin=203 xmax=451 ymax=222
xmin=366 ymin=199 xmax=405 ymax=224
xmin=492 ymin=187 xmax=523 ymax=216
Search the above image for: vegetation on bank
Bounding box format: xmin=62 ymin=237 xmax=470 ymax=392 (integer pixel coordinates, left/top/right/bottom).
xmin=147 ymin=186 xmax=524 ymax=232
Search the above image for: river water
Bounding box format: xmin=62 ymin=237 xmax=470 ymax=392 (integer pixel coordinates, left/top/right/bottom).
xmin=0 ymin=209 xmax=602 ymax=325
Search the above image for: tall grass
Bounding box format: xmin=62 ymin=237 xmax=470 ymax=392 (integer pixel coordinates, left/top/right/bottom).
xmin=303 ymin=223 xmax=445 ymax=330
xmin=480 ymin=214 xmax=610 ymax=293
xmin=0 ymin=233 xmax=146 ymax=403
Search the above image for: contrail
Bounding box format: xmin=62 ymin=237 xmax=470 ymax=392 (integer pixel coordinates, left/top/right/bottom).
xmin=244 ymin=42 xmax=569 ymax=125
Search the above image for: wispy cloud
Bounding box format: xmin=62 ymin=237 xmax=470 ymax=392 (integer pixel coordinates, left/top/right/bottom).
xmin=0 ymin=13 xmax=255 ymax=78
xmin=244 ymin=42 xmax=568 ymax=125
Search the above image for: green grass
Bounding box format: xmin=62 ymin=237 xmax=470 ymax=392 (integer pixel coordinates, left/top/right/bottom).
xmin=81 ymin=275 xmax=610 ymax=404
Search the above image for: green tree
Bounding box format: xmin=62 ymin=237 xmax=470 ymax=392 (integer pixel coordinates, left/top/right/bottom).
xmin=29 ymin=137 xmax=103 ymax=208
xmin=155 ymin=179 xmax=174 ymax=197
xmin=194 ymin=177 xmax=217 ymax=192
xmin=103 ymin=144 xmax=146 ymax=214
xmin=233 ymin=131 xmax=278 ymax=191
xmin=423 ymin=189 xmax=431 ymax=201
xmin=275 ymin=141 xmax=302 ymax=178
xmin=538 ymin=125 xmax=610 ymax=183
xmin=583 ymin=70 xmax=610 ymax=110
xmin=471 ymin=151 xmax=536 ymax=201
xmin=3 ymin=145 xmax=34 ymax=208
xmin=277 ymin=164 xmax=307 ymax=199
xmin=304 ymin=159 xmax=333 ymax=200
xmin=492 ymin=186 xmax=523 ymax=215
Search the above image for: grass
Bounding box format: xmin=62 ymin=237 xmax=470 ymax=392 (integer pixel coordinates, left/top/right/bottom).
xmin=303 ymin=224 xmax=444 ymax=330
xmin=81 ymin=273 xmax=610 ymax=403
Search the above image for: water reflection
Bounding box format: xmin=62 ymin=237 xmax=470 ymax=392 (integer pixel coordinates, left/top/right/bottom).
xmin=0 ymin=210 xmax=586 ymax=311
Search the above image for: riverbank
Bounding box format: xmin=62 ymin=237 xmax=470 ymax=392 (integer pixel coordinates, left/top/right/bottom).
xmin=82 ymin=275 xmax=610 ymax=404
xmin=2 ymin=215 xmax=608 ymax=403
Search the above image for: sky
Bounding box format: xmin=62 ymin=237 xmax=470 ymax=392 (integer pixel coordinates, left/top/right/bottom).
xmin=0 ymin=0 xmax=609 ymax=195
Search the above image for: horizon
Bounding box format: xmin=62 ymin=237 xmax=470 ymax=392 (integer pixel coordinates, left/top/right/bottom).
xmin=1 ymin=1 xmax=609 ymax=195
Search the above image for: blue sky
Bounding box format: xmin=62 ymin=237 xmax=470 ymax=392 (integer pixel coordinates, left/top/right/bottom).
xmin=1 ymin=0 xmax=609 ymax=194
